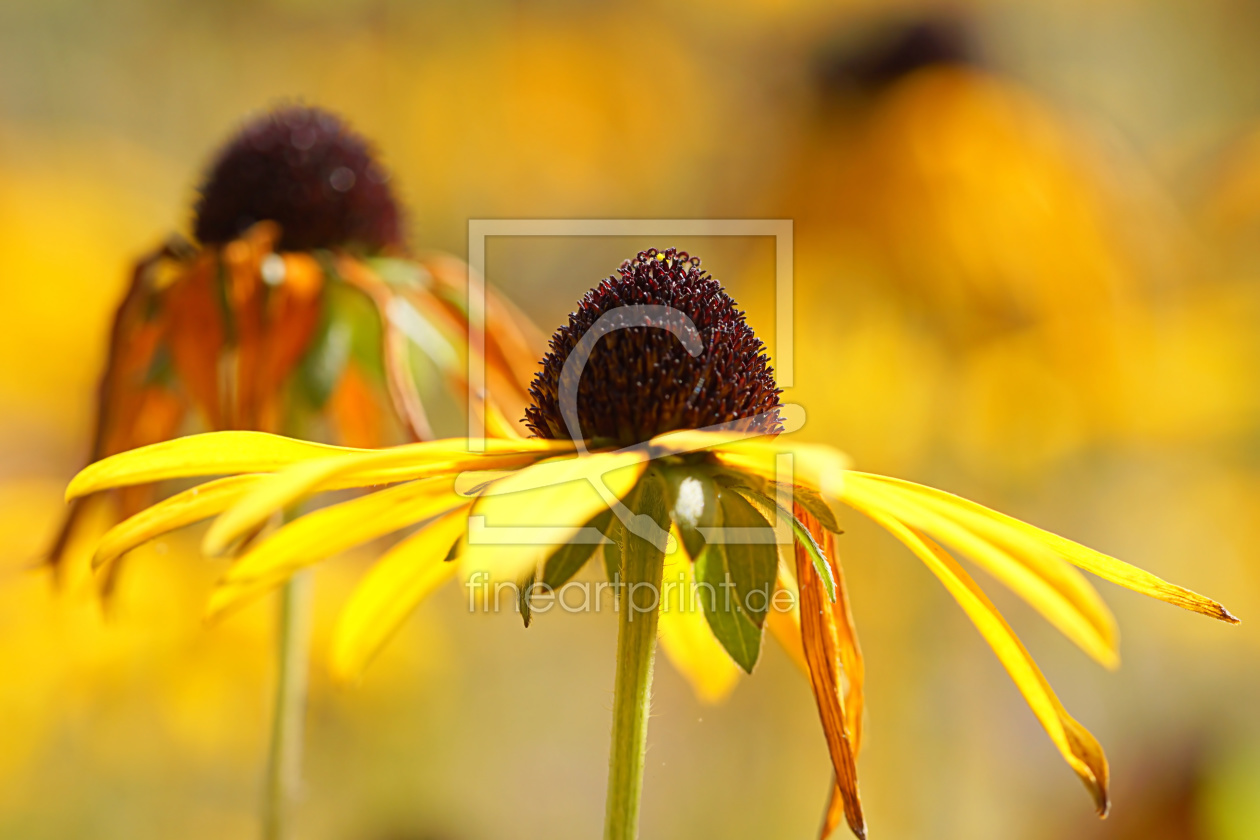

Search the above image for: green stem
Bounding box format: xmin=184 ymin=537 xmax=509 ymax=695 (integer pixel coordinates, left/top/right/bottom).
xmin=263 ymin=570 xmax=314 ymax=840
xmin=604 ymin=480 xmax=668 ymax=840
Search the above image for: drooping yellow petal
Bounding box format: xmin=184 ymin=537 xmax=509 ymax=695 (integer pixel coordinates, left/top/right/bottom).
xmin=205 ymin=478 xmax=464 ymax=619
xmin=460 ymin=451 xmax=649 ymax=584
xmin=868 ymin=509 xmax=1111 ymax=815
xmin=658 ymin=544 xmax=741 ymax=704
xmin=202 ymin=439 xmax=562 ymax=556
xmin=330 ymin=506 xmax=469 ymax=682
xmin=820 ymin=781 xmax=848 ymax=840
xmin=92 ymin=475 xmax=262 ymax=571
xmin=66 ymin=431 xmax=361 ymax=501
xmin=859 ymin=473 xmax=1239 ymax=625
xmin=843 ymin=474 xmax=1120 ymax=668
xmin=766 ymin=565 xmax=808 ymax=674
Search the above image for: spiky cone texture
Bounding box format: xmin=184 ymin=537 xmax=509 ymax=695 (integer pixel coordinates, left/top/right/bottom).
xmin=66 ymin=250 xmax=1239 ymax=837
xmin=51 ymin=106 xmax=541 ymax=592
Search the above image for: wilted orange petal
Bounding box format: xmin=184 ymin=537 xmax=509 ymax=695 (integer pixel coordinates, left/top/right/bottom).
xmin=795 ymin=510 xmax=866 ymax=839
xmin=329 ymin=363 xmax=386 ymax=449
xmin=164 ymin=252 xmax=225 ymax=428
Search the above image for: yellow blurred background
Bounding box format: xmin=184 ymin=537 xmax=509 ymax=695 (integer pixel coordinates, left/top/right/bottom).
xmin=2 ymin=1 xmax=1259 ymax=838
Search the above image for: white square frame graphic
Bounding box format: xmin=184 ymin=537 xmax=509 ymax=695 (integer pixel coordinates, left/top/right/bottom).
xmin=465 ymin=218 xmax=794 ymax=449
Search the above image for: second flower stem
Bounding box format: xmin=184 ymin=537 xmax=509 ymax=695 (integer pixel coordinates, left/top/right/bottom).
xmin=263 ymin=569 xmax=314 ymax=840
xmin=604 ymin=478 xmax=668 ymax=840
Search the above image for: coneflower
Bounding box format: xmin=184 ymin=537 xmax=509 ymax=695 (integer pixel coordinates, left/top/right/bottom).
xmin=53 ymin=105 xmax=541 ymax=840
xmin=67 ymin=249 xmax=1238 ymax=839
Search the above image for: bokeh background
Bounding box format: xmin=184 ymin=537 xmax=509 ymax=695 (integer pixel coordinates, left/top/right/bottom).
xmin=3 ymin=1 xmax=1260 ymax=838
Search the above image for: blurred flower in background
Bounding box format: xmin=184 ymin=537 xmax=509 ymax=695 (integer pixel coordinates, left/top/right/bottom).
xmin=1 ymin=2 xmax=1258 ymax=839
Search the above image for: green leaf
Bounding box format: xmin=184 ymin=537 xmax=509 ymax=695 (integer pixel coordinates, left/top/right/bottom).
xmin=519 ymin=572 xmax=535 ymax=628
xmin=297 ymin=312 xmax=352 ymax=408
xmin=542 ymin=509 xmax=612 ymax=589
xmin=297 ymin=278 xmax=386 ymax=407
xmin=143 ymin=345 xmax=175 ymax=388
xmin=713 ymin=489 xmax=779 ymax=628
xmin=696 ymin=541 xmax=765 ymax=673
xmin=778 ymin=483 xmax=842 ymax=534
xmin=693 ymin=487 xmax=777 ymax=673
xmin=365 ymin=257 xmax=426 ymax=290
xmin=326 ymin=273 xmax=387 ymax=382
xmin=663 ymin=467 xmax=718 ymax=561
xmin=733 ymin=487 xmax=837 ymax=603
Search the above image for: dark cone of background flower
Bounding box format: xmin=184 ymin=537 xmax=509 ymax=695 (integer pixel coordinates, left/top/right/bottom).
xmin=525 ymin=248 xmax=782 ymax=446
xmin=814 ymin=14 xmax=975 ymax=98
xmin=193 ymin=106 xmax=402 ymax=252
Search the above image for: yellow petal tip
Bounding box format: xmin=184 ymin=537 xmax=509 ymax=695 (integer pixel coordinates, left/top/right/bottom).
xmin=65 ymin=475 xmax=89 ymax=503
xmin=1082 ymin=767 xmax=1110 ymax=818
xmin=200 ymin=531 xmax=232 ymax=558
xmin=328 ymin=659 xmax=364 ymax=687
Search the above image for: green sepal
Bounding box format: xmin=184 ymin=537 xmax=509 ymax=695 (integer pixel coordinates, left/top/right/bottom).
xmin=695 ymin=541 xmax=765 ymax=673
xmin=713 ymin=489 xmax=779 ymax=629
xmin=443 ymin=533 xmax=461 ymax=563
xmin=732 ymin=487 xmax=837 ymax=603
xmin=543 ymin=509 xmax=613 ymax=590
xmin=365 ymin=257 xmax=426 ymax=291
xmin=296 ymin=278 xmax=385 ymax=408
xmin=143 ymin=344 xmax=175 ymax=388
xmin=710 ymin=464 xmax=843 ymax=536
xmin=693 ymin=486 xmax=778 ymax=673
xmin=519 ymin=572 xmax=535 ymax=628
xmin=296 ymin=307 xmax=351 ymax=409
xmin=780 ymin=483 xmax=843 ymax=534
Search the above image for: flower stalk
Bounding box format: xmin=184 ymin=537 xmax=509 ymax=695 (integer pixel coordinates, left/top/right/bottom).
xmin=263 ymin=569 xmax=314 ymax=840
xmin=604 ymin=477 xmax=669 ymax=840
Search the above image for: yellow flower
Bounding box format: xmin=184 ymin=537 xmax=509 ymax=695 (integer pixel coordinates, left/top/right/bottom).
xmin=50 ymin=105 xmax=539 ymax=590
xmin=66 ymin=248 xmax=1238 ymax=838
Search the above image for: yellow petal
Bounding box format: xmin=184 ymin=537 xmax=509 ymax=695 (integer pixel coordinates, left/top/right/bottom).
xmin=658 ymin=544 xmax=741 ymax=704
xmin=843 ymin=474 xmax=1120 ymax=668
xmin=206 ymin=478 xmax=464 ymax=619
xmin=859 ymin=473 xmax=1239 ymax=625
xmin=330 ymin=506 xmax=468 ymax=682
xmin=66 ymin=431 xmax=360 ymax=501
xmin=820 ymin=781 xmax=849 ymax=840
xmin=868 ymin=510 xmax=1110 ymax=815
xmin=766 ymin=566 xmax=808 ymax=674
xmin=460 ymin=451 xmax=649 ymax=584
xmin=204 ymin=575 xmax=284 ymax=622
xmin=711 ymin=438 xmax=853 ymax=505
xmin=203 ymin=440 xmax=561 ymax=556
xmin=92 ymin=475 xmax=261 ymax=571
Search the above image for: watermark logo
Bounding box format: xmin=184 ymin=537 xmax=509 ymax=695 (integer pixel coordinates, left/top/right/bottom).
xmin=466 ymin=570 xmax=800 ymax=620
